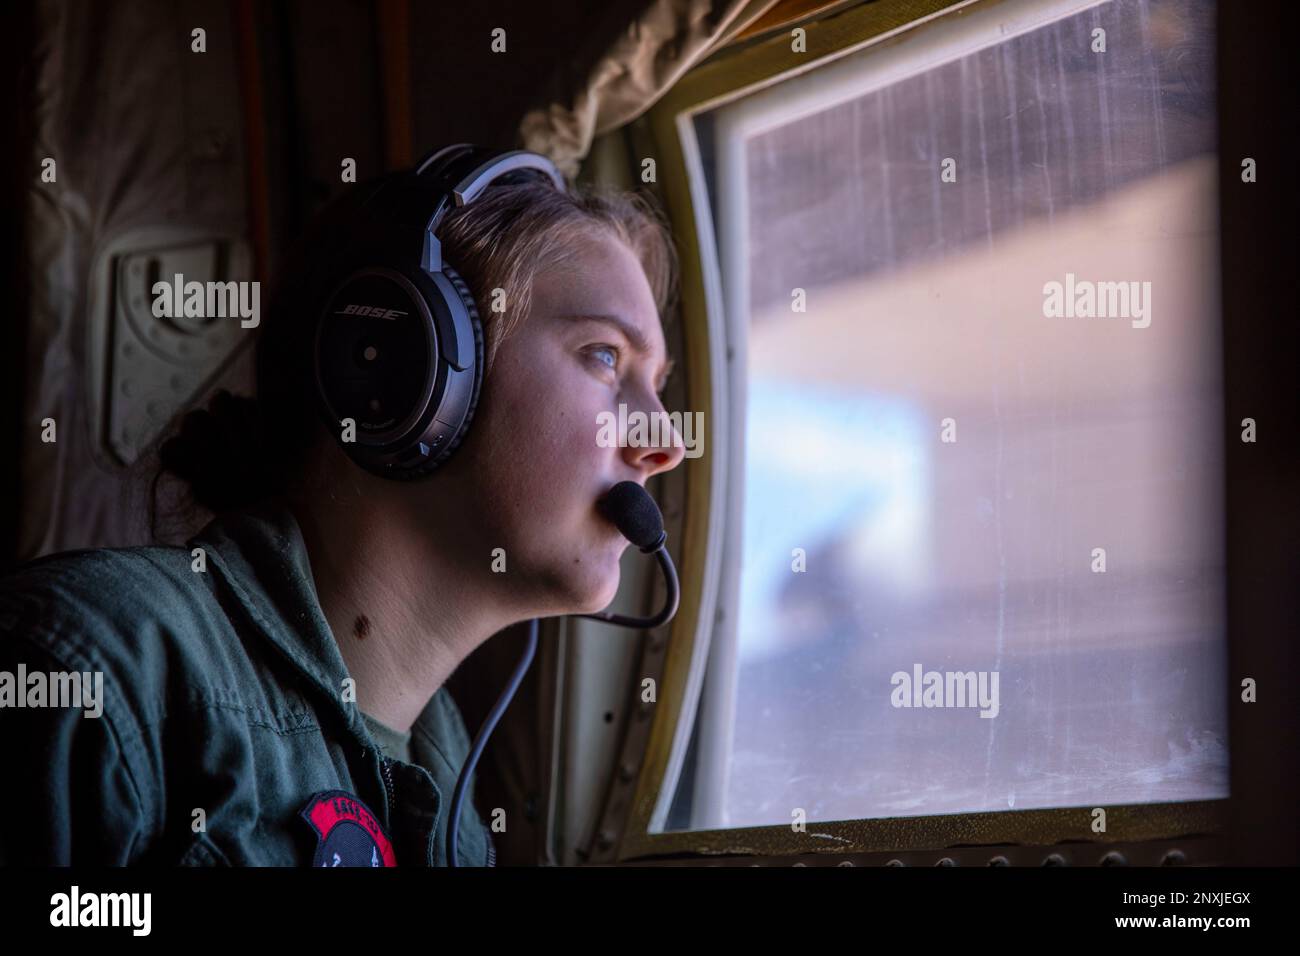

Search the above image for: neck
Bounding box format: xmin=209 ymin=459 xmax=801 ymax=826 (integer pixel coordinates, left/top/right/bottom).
xmin=287 ymin=478 xmax=521 ymax=734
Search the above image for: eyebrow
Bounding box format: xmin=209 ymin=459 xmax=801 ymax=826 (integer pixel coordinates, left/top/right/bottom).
xmin=559 ymin=313 xmax=676 ymax=390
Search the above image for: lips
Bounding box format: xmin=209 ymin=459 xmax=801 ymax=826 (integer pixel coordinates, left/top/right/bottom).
xmin=591 ymin=493 xmax=630 ymax=548
xmin=593 ymin=483 xmax=634 ymax=533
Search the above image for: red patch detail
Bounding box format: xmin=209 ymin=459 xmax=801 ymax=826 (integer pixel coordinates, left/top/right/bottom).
xmin=300 ymin=790 xmax=397 ymax=867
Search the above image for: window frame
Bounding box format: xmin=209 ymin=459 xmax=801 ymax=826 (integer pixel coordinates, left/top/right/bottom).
xmin=598 ymin=0 xmax=1226 ymax=864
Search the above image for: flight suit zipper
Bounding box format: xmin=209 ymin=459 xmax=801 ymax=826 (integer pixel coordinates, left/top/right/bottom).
xmin=380 ymin=755 xmax=396 ymax=825
xmin=378 ymin=749 xmax=496 ymax=866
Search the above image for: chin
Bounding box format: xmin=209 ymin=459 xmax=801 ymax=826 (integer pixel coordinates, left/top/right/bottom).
xmin=581 ymin=575 xmax=622 ymax=615
xmin=562 ymin=562 xmax=622 ymax=616
xmin=532 ymin=524 xmax=627 ymax=616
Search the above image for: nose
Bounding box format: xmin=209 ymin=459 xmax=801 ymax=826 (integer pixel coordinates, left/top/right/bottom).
xmin=620 ymin=397 xmax=688 ymax=477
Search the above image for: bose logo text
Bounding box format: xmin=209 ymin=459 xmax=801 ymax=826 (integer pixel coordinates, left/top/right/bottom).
xmin=337 ymin=304 xmax=408 ymax=319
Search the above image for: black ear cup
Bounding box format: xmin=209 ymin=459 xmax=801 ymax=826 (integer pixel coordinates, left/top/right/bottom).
xmin=312 ymin=146 xmax=564 ymax=482
xmin=314 ymin=261 xmax=484 ymax=480
xmin=316 ymin=269 xmax=431 ymax=434
xmin=386 ymin=263 xmax=484 ymax=480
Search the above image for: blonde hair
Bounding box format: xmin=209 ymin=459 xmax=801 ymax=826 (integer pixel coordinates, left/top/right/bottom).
xmin=436 ymin=179 xmax=679 ymax=373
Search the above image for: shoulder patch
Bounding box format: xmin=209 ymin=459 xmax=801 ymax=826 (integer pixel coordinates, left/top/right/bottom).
xmin=300 ymin=790 xmax=397 ymax=867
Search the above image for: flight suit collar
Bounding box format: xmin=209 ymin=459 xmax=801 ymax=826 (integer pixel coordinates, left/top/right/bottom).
xmin=186 ymin=495 xmax=477 ymax=865
xmin=188 ymin=495 xmax=362 ymax=737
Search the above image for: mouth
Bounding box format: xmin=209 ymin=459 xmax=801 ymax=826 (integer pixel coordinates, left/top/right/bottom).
xmin=593 ymin=485 xmax=634 ymax=543
xmin=593 ymin=503 xmax=625 ymax=543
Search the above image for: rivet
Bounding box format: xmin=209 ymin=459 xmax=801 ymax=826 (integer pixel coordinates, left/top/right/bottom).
xmin=936 ymin=857 xmax=957 ymax=866
xmin=885 ymin=859 xmax=905 ymax=867
xmin=1100 ymin=851 xmax=1126 ymax=866
xmin=1161 ymin=849 xmax=1186 ymax=866
xmin=1042 ymin=853 xmax=1067 ymax=867
xmin=988 ymin=855 xmax=1010 ymax=867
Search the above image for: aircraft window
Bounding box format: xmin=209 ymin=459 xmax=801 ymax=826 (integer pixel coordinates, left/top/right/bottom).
xmin=662 ymin=0 xmax=1223 ymax=833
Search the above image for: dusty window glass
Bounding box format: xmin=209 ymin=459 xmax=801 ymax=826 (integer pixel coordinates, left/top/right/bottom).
xmin=662 ymin=0 xmax=1224 ymax=833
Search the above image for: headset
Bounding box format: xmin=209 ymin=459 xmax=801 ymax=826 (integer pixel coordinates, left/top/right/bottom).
xmin=312 ymin=144 xmax=567 ymax=480
xmin=309 ymin=144 xmax=678 ymax=868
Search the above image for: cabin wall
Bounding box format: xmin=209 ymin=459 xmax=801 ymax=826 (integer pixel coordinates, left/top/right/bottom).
xmin=9 ymin=0 xmax=622 ymax=562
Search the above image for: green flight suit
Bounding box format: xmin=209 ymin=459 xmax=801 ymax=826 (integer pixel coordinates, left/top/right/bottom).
xmin=0 ymin=497 xmax=495 ymax=866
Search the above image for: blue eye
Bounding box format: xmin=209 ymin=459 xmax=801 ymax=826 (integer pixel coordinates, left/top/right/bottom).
xmin=591 ymin=346 xmax=618 ymax=370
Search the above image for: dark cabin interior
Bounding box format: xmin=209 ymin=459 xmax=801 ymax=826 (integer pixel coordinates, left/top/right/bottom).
xmin=0 ymin=0 xmax=1295 ymax=911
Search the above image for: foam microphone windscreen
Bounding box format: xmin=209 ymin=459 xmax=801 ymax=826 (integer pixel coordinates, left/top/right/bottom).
xmin=597 ymin=481 xmax=664 ymax=550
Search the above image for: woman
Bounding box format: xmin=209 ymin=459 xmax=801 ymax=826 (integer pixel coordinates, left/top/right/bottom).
xmin=0 ymin=147 xmax=686 ymax=866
